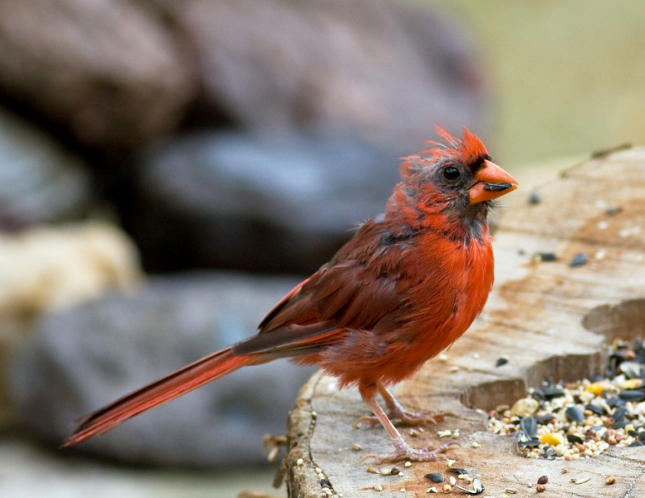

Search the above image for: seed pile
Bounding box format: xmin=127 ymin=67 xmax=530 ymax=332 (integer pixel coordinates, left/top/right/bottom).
xmin=488 ymin=338 xmax=645 ymax=459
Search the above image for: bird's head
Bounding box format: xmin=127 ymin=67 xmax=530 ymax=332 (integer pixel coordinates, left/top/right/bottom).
xmin=399 ymin=125 xmax=518 ymax=220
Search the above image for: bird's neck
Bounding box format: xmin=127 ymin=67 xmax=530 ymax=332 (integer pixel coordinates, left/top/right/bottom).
xmin=384 ymin=183 xmax=489 ymax=245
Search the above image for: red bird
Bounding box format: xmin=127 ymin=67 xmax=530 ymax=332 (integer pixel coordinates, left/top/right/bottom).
xmin=63 ymin=126 xmax=517 ymax=463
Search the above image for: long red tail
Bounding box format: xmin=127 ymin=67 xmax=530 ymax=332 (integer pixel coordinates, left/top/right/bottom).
xmin=62 ymin=347 xmax=255 ymax=447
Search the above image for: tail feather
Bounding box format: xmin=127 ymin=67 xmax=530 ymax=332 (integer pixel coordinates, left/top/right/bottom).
xmin=62 ymin=347 xmax=254 ymax=447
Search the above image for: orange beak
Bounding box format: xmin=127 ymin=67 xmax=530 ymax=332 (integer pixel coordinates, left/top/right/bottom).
xmin=469 ymin=160 xmax=518 ymax=204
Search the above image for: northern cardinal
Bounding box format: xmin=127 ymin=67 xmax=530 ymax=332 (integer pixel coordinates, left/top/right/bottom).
xmin=63 ymin=126 xmax=517 ymax=463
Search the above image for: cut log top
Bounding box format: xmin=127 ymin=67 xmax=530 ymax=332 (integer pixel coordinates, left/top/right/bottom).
xmin=284 ymin=146 xmax=645 ymax=497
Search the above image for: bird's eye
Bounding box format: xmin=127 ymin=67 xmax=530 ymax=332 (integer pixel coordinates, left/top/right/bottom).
xmin=442 ymin=166 xmax=460 ymax=181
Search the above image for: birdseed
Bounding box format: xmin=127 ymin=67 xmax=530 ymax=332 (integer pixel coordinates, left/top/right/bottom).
xmin=569 ymin=252 xmax=588 ymax=267
xmin=425 ymin=472 xmax=444 ymax=483
xmin=487 ymin=338 xmax=645 ymax=459
xmin=496 ymin=357 xmax=509 ymax=367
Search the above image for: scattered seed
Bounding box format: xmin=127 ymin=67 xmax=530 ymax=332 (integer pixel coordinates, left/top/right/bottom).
xmin=537 ymin=475 xmax=548 ymax=485
xmin=539 ymin=432 xmax=563 ymax=446
xmin=606 ymin=206 xmax=622 ymax=216
xmin=352 ymin=443 xmax=361 ymax=451
xmin=529 ymin=192 xmax=541 ymax=204
xmin=586 ymin=381 xmax=609 ymax=395
xmin=535 ymin=252 xmax=557 ymax=262
xmin=426 ymin=487 xmax=438 ymax=493
xmin=438 ymin=354 xmax=448 ymax=362
xmin=542 ymin=386 xmax=565 ymax=400
xmin=404 ymin=461 xmax=412 ymax=468
xmin=535 ymin=413 xmax=555 ymax=425
xmin=425 ymin=473 xmax=444 ymax=483
xmin=471 ymin=441 xmax=480 ymax=448
xmin=447 ymin=476 xmax=456 ymax=486
xmin=320 ymin=478 xmax=332 ymax=488
xmin=565 ymin=405 xmax=584 ymax=423
xmin=496 ymin=357 xmax=509 ymax=367
xmin=296 ymin=458 xmax=304 ymax=466
xmin=511 ymin=398 xmax=538 ymax=417
xmin=409 ymin=429 xmax=419 ymax=437
xmin=597 ymin=220 xmax=608 ymax=230
xmin=448 ymin=468 xmax=467 ymax=475
xmin=569 ymin=252 xmax=588 ymax=267
xmin=520 ymin=416 xmax=538 ymax=438
xmin=455 ymin=477 xmax=485 ymax=495
xmin=571 ymin=476 xmax=590 ymax=485
xmin=566 ymin=434 xmax=584 ymax=444
xmin=619 ymin=390 xmax=645 ymax=402
xmin=373 ymin=484 xmax=383 ymax=492
xmin=518 ymin=438 xmax=539 ymax=448
xmin=605 ymin=475 xmax=616 ymax=485
xmin=504 ymin=489 xmax=517 ymax=494
xmin=446 ymin=459 xmax=456 ymax=467
xmin=449 ymin=365 xmax=459 ymax=373
xmin=536 ymin=484 xmax=546 ymax=493
xmin=442 ymin=484 xmax=452 ymax=493
xmin=367 ymin=467 xmax=379 ymax=474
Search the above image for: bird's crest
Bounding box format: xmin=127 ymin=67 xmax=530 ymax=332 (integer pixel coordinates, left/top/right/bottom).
xmin=423 ymin=124 xmax=488 ymax=165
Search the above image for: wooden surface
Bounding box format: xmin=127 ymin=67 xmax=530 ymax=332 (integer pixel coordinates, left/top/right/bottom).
xmin=283 ymin=146 xmax=645 ymax=497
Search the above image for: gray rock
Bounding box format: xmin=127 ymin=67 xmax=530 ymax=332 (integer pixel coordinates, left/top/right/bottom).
xmin=126 ymin=133 xmax=399 ymax=274
xmin=148 ymin=0 xmax=485 ymax=153
xmin=0 ymin=0 xmax=194 ymax=149
xmin=9 ymin=273 xmax=315 ymax=467
xmin=0 ymin=109 xmax=91 ymax=228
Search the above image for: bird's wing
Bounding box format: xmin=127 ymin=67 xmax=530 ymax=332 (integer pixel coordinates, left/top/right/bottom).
xmin=233 ymin=220 xmax=419 ymax=357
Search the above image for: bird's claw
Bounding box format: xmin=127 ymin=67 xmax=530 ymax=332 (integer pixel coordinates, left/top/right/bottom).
xmin=354 ymin=410 xmax=449 ymax=429
xmin=354 ymin=415 xmax=380 ymax=429
xmin=361 ymin=441 xmax=455 ymax=464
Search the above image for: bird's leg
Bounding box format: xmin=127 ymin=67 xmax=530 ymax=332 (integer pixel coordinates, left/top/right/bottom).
xmin=378 ymin=384 xmax=447 ymax=425
xmin=354 ymin=382 xmax=446 ymax=428
xmin=359 ymin=390 xmax=453 ymax=464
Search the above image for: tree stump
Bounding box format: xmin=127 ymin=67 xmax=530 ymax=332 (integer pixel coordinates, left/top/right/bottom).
xmin=284 ymin=146 xmax=645 ymax=497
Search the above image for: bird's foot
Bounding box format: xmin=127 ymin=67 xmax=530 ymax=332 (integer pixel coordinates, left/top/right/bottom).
xmin=389 ymin=406 xmax=447 ymax=426
xmin=354 ymin=408 xmax=447 ymax=429
xmin=361 ymin=440 xmax=455 ymax=464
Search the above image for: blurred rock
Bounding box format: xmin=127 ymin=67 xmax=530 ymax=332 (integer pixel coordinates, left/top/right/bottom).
xmin=0 ymin=110 xmax=91 ymax=229
xmin=0 ymin=0 xmax=194 ymax=149
xmin=9 ymin=273 xmax=315 ymax=467
xmin=0 ymin=223 xmax=142 ymax=319
xmin=0 ymin=222 xmax=142 ymax=428
xmin=125 ymin=132 xmax=399 ymax=274
xmin=152 ymin=0 xmax=484 ymax=153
